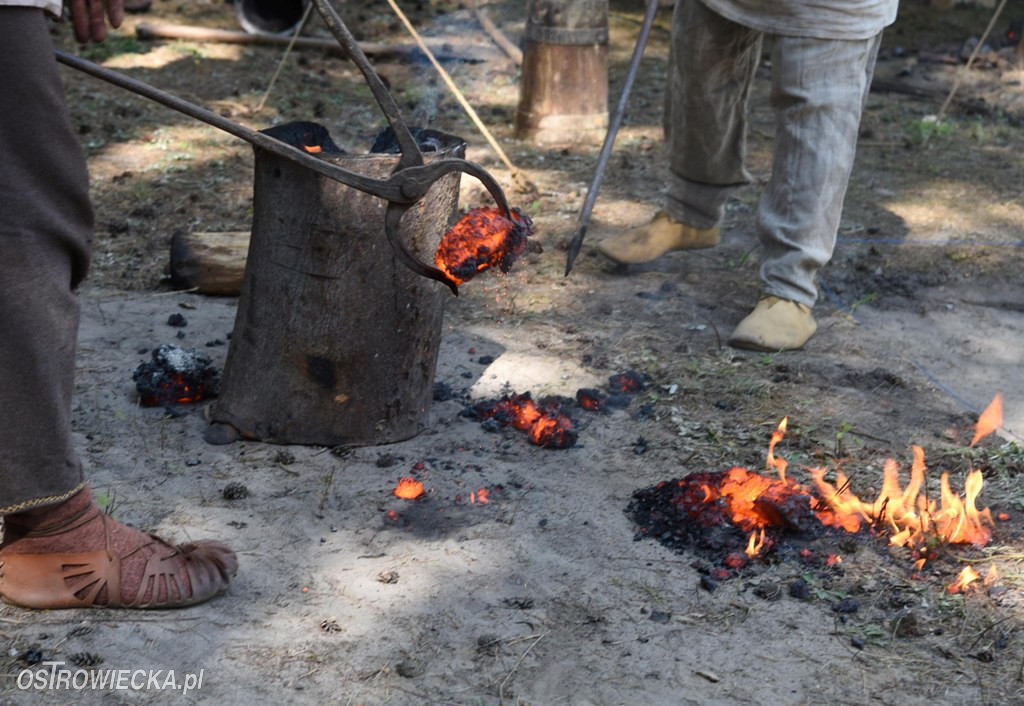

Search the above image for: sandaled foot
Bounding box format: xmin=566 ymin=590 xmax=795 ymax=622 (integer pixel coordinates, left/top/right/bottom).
xmin=0 ymin=489 xmax=237 ymax=609
xmin=597 ymin=211 xmax=720 ymax=264
xmin=728 ymin=296 xmax=817 ymax=352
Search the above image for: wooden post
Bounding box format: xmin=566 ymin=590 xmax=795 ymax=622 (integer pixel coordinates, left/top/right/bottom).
xmin=515 ymin=0 xmax=609 ymax=146
xmin=208 ymin=122 xmax=463 ymax=446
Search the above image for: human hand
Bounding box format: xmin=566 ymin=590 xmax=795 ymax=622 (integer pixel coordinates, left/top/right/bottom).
xmin=69 ymin=0 xmax=125 ymax=44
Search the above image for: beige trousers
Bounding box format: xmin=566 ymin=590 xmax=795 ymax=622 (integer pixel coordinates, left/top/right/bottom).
xmin=664 ymin=0 xmax=881 ymax=306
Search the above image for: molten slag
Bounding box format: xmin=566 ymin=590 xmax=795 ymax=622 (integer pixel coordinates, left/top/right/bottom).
xmin=435 ymin=207 xmax=532 ymax=285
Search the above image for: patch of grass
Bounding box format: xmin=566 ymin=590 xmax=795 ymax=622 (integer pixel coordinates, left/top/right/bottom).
xmin=904 ymin=115 xmax=957 ymax=146
xmin=171 ymin=44 xmax=209 ymax=60
xmin=79 ymin=36 xmax=146 ymax=62
xmin=848 ymin=291 xmax=878 ymax=315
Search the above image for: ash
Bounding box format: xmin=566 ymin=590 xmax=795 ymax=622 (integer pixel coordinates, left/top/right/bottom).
xmin=132 ymin=344 xmax=220 ymax=407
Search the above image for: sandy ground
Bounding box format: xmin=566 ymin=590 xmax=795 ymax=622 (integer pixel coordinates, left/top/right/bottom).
xmin=3 ymin=1 xmax=1024 ymax=704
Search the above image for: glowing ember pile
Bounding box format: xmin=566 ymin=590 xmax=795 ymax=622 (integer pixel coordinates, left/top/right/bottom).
xmin=133 ymin=344 xmax=220 ymax=407
xmin=468 ymin=392 xmax=576 ymax=449
xmin=608 ymin=370 xmax=646 ymax=394
xmin=576 ymin=371 xmax=644 ymax=413
xmin=394 ymin=477 xmax=425 ymax=499
xmin=576 ymin=388 xmax=609 ymax=412
xmin=434 ymin=207 xmax=532 ymax=285
xmin=630 ymin=396 xmax=1003 ymax=576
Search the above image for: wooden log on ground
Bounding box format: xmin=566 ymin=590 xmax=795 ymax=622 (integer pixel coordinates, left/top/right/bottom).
xmin=135 ymin=22 xmax=499 ymax=63
xmin=514 ymin=0 xmax=608 ymax=146
xmin=208 ymin=122 xmax=464 ymax=446
xmin=169 ymin=230 xmax=250 ymax=295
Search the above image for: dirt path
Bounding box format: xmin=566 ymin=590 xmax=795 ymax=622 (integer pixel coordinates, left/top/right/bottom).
xmin=3 ymin=1 xmax=1024 ymax=704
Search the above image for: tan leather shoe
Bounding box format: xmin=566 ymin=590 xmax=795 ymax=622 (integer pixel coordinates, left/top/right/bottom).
xmin=597 ymin=212 xmax=720 ymax=264
xmin=728 ymin=296 xmax=817 ymax=352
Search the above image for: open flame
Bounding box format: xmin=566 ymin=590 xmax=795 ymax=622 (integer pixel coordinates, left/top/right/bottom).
xmin=637 ymin=394 xmax=1003 ymax=571
xmin=394 ymin=477 xmax=424 ymax=499
xmin=434 ymin=207 xmax=532 ymax=285
xmin=810 ymin=395 xmax=1002 ymax=551
xmin=948 ymin=565 xmax=982 ymax=594
xmin=972 ymin=393 xmax=1002 ymax=446
xmin=745 ymin=529 xmax=766 ymax=558
xmin=947 ymin=563 xmax=1000 ymax=594
xmin=767 ymin=417 xmax=788 ymax=480
xmin=303 ymin=144 xmax=322 ymax=154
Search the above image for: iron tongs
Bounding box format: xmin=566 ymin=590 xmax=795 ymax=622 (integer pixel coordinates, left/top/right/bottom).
xmin=55 ymin=0 xmax=510 ymax=295
xmin=311 ymin=0 xmax=510 ymax=295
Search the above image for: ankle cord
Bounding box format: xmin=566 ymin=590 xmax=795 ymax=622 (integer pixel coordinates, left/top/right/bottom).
xmin=20 ymin=503 xmax=102 ymax=538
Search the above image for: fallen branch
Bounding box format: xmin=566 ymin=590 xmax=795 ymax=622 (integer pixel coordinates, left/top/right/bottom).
xmin=870 ymin=78 xmax=1008 ymax=121
xmin=135 ymin=22 xmax=495 ymax=63
xmin=470 ymin=0 xmax=522 ymax=65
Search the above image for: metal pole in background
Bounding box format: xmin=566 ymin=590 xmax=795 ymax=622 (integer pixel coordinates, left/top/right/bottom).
xmin=564 ymin=0 xmax=660 ymax=276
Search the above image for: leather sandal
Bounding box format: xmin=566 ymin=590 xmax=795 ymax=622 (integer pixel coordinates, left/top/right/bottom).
xmin=0 ymin=511 xmax=237 ymax=609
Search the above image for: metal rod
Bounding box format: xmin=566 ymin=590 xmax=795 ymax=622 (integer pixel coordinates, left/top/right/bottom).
xmin=54 ymin=49 xmax=406 ymax=201
xmin=564 ymin=0 xmax=661 ymax=276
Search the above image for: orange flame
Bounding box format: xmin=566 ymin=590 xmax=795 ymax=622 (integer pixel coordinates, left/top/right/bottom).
xmin=731 ymin=408 xmax=995 ymax=557
xmin=303 ymin=144 xmax=322 ymax=153
xmin=435 ymin=207 xmax=532 ymax=285
xmin=810 ymin=447 xmax=993 ymax=550
xmin=947 ymin=565 xmax=981 ymax=594
xmin=745 ymin=529 xmax=766 ymax=557
xmin=394 ymin=477 xmax=424 ymax=499
xmin=475 ymin=392 xmax=576 ymax=449
xmin=137 ymin=372 xmax=213 ymax=406
xmin=971 ymin=393 xmax=1002 ymax=447
xmin=767 ymin=417 xmax=789 ymax=481
xmin=825 ymin=554 xmax=843 ymax=567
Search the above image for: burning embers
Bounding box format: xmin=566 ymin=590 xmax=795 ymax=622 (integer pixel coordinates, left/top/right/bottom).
xmin=630 ymin=396 xmax=1004 ymax=578
xmin=133 ymin=344 xmax=220 ymax=407
xmin=468 ymin=392 xmax=576 ymax=449
xmin=461 ymin=370 xmax=646 ymax=449
xmin=434 ymin=207 xmax=533 ymax=285
xmin=394 ymin=477 xmax=425 ymax=499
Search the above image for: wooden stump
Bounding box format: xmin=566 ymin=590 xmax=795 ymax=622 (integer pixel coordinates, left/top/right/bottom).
xmin=208 ymin=122 xmax=464 ymax=446
xmin=515 ymin=0 xmax=608 ymax=146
